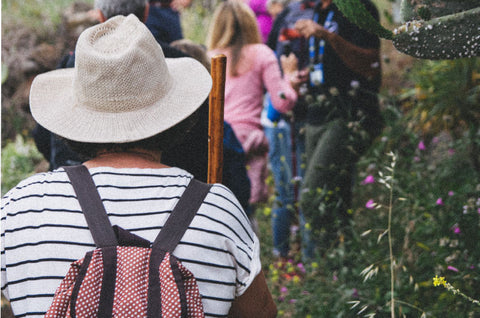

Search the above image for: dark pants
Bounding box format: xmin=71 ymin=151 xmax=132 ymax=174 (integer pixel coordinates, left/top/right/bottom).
xmin=300 ymin=118 xmax=370 ymax=259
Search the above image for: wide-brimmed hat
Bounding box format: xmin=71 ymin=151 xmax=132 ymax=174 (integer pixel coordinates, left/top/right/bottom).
xmin=30 ymin=14 xmax=212 ymax=143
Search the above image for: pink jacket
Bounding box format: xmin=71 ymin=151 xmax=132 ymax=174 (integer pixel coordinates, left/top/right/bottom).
xmin=249 ymin=0 xmax=273 ymax=43
xmin=209 ymin=44 xmax=297 ymax=132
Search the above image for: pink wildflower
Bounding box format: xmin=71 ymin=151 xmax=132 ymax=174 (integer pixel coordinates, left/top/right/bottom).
xmin=297 ymin=263 xmax=305 ymax=273
xmin=352 ymin=288 xmax=359 ymax=298
xmin=436 ymin=198 xmax=444 ymax=205
xmin=447 ymin=266 xmax=459 ymax=272
xmin=418 ymin=141 xmax=426 ymax=150
xmin=361 ymin=175 xmax=375 ymax=185
xmin=289 ymin=299 xmax=297 ymax=304
xmin=365 ymin=199 xmax=376 ymax=209
xmin=448 ymin=149 xmax=455 ymax=155
xmin=448 ymin=191 xmax=454 ymax=196
xmin=432 ymin=137 xmax=439 ymax=143
xmin=413 ymin=156 xmax=420 ymax=162
xmin=280 ymin=286 xmax=288 ymax=293
xmin=453 ymin=226 xmax=461 ymax=234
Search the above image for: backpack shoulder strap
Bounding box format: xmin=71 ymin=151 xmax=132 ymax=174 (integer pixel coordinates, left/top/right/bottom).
xmin=64 ymin=165 xmax=118 ymax=247
xmin=152 ymin=178 xmax=212 ymax=253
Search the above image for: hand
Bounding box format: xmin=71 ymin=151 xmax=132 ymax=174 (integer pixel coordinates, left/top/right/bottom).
xmin=294 ymin=19 xmax=328 ymax=39
xmin=171 ymin=0 xmax=193 ymax=10
xmin=280 ymin=53 xmax=298 ymax=75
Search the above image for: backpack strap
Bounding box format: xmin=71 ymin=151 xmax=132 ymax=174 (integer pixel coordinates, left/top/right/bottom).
xmin=152 ymin=178 xmax=212 ymax=252
xmin=64 ymin=165 xmax=118 ymax=247
xmin=147 ymin=178 xmax=212 ymax=318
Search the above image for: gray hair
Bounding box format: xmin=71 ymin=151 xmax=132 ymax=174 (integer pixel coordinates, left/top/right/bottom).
xmin=94 ymin=0 xmax=148 ymax=20
xmin=267 ymin=0 xmax=291 ymax=9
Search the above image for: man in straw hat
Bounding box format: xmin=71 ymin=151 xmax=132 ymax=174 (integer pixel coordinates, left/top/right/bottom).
xmin=33 ymin=0 xmax=209 ymax=183
xmin=1 ymin=15 xmax=276 ymax=317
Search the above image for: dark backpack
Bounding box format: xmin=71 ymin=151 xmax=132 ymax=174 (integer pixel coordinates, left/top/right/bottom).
xmin=45 ymin=165 xmax=211 ymax=318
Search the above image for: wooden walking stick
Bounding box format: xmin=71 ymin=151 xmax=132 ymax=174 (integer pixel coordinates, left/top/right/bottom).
xmin=208 ymin=54 xmax=227 ymax=184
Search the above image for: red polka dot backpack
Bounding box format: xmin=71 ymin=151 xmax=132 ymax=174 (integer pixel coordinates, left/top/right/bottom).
xmin=45 ymin=165 xmax=210 ymax=317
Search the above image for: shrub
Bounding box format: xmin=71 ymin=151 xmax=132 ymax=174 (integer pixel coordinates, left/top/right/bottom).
xmin=1 ymin=135 xmax=44 ymax=195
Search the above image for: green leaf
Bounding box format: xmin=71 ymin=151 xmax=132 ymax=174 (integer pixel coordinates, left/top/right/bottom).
xmin=333 ymin=0 xmax=394 ymax=39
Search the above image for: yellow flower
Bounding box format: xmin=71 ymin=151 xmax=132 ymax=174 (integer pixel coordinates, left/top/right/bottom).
xmin=312 ymin=262 xmax=319 ymax=269
xmin=433 ymin=275 xmax=446 ymax=287
xmin=263 ymin=207 xmax=272 ymax=217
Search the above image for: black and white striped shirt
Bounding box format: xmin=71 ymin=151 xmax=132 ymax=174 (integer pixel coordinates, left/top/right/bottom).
xmin=1 ymin=166 xmax=260 ymax=317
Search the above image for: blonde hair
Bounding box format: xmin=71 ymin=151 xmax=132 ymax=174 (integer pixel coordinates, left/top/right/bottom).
xmin=206 ymin=0 xmax=262 ymax=76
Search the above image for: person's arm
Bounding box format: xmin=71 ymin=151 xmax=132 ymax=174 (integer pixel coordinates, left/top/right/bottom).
xmin=228 ymin=270 xmax=277 ymax=318
xmin=261 ymin=46 xmax=298 ymax=113
xmin=294 ymin=19 xmax=380 ymax=79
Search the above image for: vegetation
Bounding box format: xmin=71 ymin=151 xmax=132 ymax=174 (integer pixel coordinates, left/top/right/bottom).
xmin=2 ymin=0 xmax=479 ymax=317
xmin=2 ymin=0 xmax=93 ymax=40
xmin=258 ymin=85 xmax=480 ymax=316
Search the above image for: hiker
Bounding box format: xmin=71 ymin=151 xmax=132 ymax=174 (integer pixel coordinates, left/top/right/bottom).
xmin=261 ymin=0 xmax=305 ymax=259
xmin=32 ymin=0 xmax=207 ymax=182
xmin=206 ymin=0 xmax=300 ymax=221
xmin=292 ymin=0 xmax=384 ymax=259
xmin=146 ymin=0 xmax=184 ymax=44
xmin=249 ymin=0 xmax=273 ymax=43
xmin=171 ymin=38 xmax=252 ymax=213
xmin=1 ymin=15 xmax=276 ymax=318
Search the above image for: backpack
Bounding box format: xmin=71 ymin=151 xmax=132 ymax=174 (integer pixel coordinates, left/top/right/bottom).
xmin=45 ymin=165 xmax=211 ymax=318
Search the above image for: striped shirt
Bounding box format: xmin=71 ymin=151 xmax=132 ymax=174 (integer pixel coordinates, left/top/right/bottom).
xmin=1 ymin=166 xmax=260 ymax=317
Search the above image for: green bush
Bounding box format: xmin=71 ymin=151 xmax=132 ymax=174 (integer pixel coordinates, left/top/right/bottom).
xmin=1 ymin=135 xmax=44 ymax=195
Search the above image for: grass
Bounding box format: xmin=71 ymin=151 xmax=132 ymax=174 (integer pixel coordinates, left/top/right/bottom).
xmin=2 ymin=0 xmax=94 ymax=39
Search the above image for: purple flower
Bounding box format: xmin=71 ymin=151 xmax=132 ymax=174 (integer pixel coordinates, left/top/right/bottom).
xmin=361 ymin=175 xmax=375 ymax=185
xmin=333 ymin=275 xmax=338 ymax=281
xmin=280 ymin=286 xmax=288 ymax=293
xmin=418 ymin=141 xmax=426 ymax=150
xmin=302 ymin=290 xmax=310 ymax=295
xmin=432 ymin=137 xmax=439 ymax=143
xmin=436 ymin=198 xmax=444 ymax=206
xmin=447 ymin=266 xmax=459 ymax=272
xmin=413 ymin=156 xmax=421 ymax=162
xmin=278 ymin=296 xmax=285 ymax=302
xmin=453 ymin=226 xmax=461 ymax=234
xmin=448 ymin=191 xmax=454 ymax=196
xmin=365 ymin=199 xmax=376 ymax=209
xmin=297 ymin=263 xmax=306 ymax=273
xmin=289 ymin=299 xmax=297 ymax=304
xmin=448 ymin=148 xmax=455 ymax=155
xmin=352 ymin=288 xmax=359 ymax=298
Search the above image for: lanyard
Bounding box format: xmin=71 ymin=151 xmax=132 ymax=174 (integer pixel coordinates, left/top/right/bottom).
xmin=309 ymin=10 xmax=334 ymax=64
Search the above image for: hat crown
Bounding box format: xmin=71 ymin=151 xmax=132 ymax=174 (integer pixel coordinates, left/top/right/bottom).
xmin=73 ymin=14 xmax=172 ymax=113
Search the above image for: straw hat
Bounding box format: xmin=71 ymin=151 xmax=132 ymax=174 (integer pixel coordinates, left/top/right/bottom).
xmin=30 ymin=14 xmax=212 ymax=143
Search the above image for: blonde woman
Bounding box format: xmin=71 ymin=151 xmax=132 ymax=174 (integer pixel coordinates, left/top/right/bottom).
xmin=206 ymin=0 xmax=299 ymax=211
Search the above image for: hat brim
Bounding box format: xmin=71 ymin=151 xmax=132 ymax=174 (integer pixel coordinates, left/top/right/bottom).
xmin=30 ymin=57 xmax=212 ymax=143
